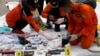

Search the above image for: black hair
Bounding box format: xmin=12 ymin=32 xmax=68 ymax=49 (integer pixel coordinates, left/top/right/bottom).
xmin=21 ymin=0 xmax=39 ymax=16
xmin=50 ymin=0 xmax=72 ymax=8
xmin=59 ymin=0 xmax=72 ymax=7
xmin=50 ymin=0 xmax=61 ymax=8
xmin=22 ymin=0 xmax=39 ymax=9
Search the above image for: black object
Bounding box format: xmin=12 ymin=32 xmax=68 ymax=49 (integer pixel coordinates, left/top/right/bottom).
xmin=56 ymin=49 xmax=64 ymax=52
xmin=18 ymin=36 xmax=30 ymax=45
xmin=24 ymin=51 xmax=34 ymax=56
xmin=95 ymin=29 xmax=98 ymax=37
xmin=48 ymin=50 xmax=61 ymax=54
xmin=62 ymin=35 xmax=71 ymax=47
xmin=54 ymin=24 xmax=60 ymax=32
xmin=48 ymin=49 xmax=64 ymax=55
xmin=46 ymin=18 xmax=52 ymax=29
xmin=77 ymin=0 xmax=97 ymax=9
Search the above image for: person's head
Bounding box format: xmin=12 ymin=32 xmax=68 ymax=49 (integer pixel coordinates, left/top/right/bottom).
xmin=59 ymin=0 xmax=73 ymax=13
xmin=50 ymin=0 xmax=61 ymax=8
xmin=22 ymin=0 xmax=40 ymax=16
xmin=22 ymin=0 xmax=39 ymax=10
xmin=50 ymin=0 xmax=73 ymax=13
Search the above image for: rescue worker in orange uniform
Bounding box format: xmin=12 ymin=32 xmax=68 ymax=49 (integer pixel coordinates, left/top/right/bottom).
xmin=6 ymin=0 xmax=54 ymax=40
xmin=41 ymin=0 xmax=68 ymax=32
xmin=55 ymin=0 xmax=98 ymax=49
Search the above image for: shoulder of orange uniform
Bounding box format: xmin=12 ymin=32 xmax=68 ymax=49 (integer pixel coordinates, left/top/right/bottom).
xmin=41 ymin=2 xmax=52 ymax=18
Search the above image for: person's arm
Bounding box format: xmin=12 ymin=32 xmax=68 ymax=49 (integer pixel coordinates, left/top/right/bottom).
xmin=25 ymin=16 xmax=40 ymax=32
xmin=41 ymin=3 xmax=52 ymax=18
xmin=67 ymin=14 xmax=76 ymax=34
xmin=25 ymin=16 xmax=55 ymax=40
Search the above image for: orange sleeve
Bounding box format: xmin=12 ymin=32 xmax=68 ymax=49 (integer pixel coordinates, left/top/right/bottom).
xmin=59 ymin=8 xmax=67 ymax=16
xmin=25 ymin=16 xmax=40 ymax=32
xmin=41 ymin=3 xmax=52 ymax=18
xmin=68 ymin=14 xmax=76 ymax=34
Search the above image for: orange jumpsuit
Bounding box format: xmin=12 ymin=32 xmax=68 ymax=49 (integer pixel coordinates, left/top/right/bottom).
xmin=6 ymin=4 xmax=40 ymax=32
xmin=41 ymin=3 xmax=66 ymax=19
xmin=41 ymin=2 xmax=68 ymax=31
xmin=68 ymin=3 xmax=98 ymax=49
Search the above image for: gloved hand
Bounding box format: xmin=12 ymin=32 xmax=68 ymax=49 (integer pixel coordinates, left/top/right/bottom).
xmin=55 ymin=18 xmax=64 ymax=24
xmin=70 ymin=34 xmax=78 ymax=41
xmin=38 ymin=30 xmax=55 ymax=40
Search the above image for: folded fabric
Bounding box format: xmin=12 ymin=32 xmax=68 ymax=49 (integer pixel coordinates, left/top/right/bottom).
xmin=0 ymin=26 xmax=11 ymax=33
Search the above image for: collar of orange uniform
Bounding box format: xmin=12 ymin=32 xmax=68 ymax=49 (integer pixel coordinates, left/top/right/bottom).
xmin=76 ymin=13 xmax=86 ymax=19
xmin=72 ymin=3 xmax=86 ymax=19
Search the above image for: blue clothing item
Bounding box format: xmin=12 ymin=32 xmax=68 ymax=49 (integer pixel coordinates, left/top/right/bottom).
xmin=0 ymin=26 xmax=11 ymax=33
